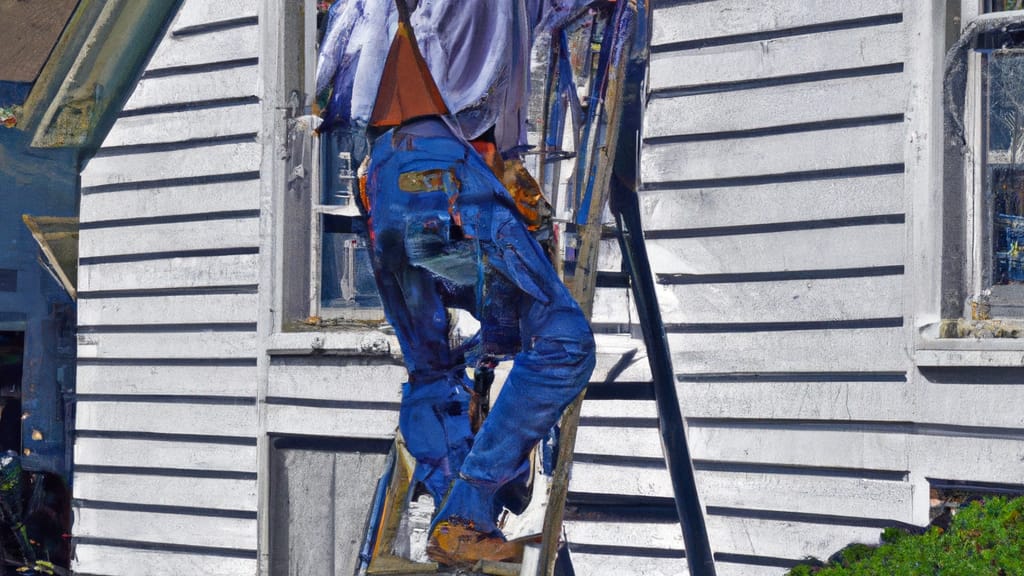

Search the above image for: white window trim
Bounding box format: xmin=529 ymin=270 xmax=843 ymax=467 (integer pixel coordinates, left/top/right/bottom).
xmin=911 ymin=1 xmax=1024 ymax=367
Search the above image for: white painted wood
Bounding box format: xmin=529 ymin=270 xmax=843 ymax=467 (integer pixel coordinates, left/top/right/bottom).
xmin=78 ymin=254 xmax=259 ymax=292
xmin=917 ymin=381 xmax=1024 ymax=428
xmin=596 ymin=238 xmax=622 ymax=272
xmin=565 ymin=521 xmax=683 ymax=552
xmin=74 ymin=507 xmax=256 ymax=550
xmin=569 ymin=553 xmax=688 ymax=576
xmin=121 ymin=65 xmax=259 ymax=111
xmin=172 ymin=0 xmax=259 ymax=32
xmin=74 ymin=544 xmax=257 ymax=576
xmin=77 ymin=331 xmax=258 ymax=360
xmin=678 ymin=379 xmax=911 ymax=421
xmin=633 ymin=224 xmax=905 ymax=276
xmin=267 ymin=360 xmax=404 ymax=402
xmin=75 ymin=472 xmax=258 ymax=511
xmin=591 ymin=286 xmax=636 ymax=325
xmin=99 ymin=103 xmax=262 ymax=149
xmin=265 ymin=404 xmax=399 ymax=438
xmin=910 ymin=435 xmax=1024 ymax=485
xmin=570 ymin=464 xmax=915 ymax=521
xmin=579 ymin=399 xmax=658 ymax=420
xmin=650 ymin=24 xmax=906 ymax=92
xmin=669 ymin=327 xmax=907 ymax=374
xmin=687 ymin=425 xmax=909 ymax=471
xmin=77 ymin=363 xmax=256 ymax=397
xmin=713 ymin=561 xmax=785 ymax=576
xmin=575 ymin=425 xmax=663 ymax=459
xmin=651 ymin=0 xmax=903 ymax=47
xmin=590 ymin=335 xmax=653 ymax=382
xmin=639 ymin=174 xmax=904 ymax=231
xmin=76 ymin=401 xmax=256 ymax=437
xmin=642 ymin=123 xmax=904 ymax=184
xmin=704 ymin=515 xmax=883 ymax=562
xmin=81 ymin=141 xmax=261 ymax=188
xmin=659 ymin=276 xmax=903 ymax=324
xmin=646 ymin=73 xmax=907 ymax=139
xmin=79 ymin=218 xmax=258 ymax=258
xmin=81 ymin=179 xmax=260 ymax=222
xmin=73 ymin=437 xmax=256 ymax=472
xmin=147 ymin=21 xmax=259 ymax=71
xmin=78 ymin=293 xmax=258 ymax=325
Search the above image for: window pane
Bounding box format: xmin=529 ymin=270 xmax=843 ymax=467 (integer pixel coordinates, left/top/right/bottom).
xmin=985 ymin=0 xmax=1024 ymax=12
xmin=985 ymin=51 xmax=1024 ymax=290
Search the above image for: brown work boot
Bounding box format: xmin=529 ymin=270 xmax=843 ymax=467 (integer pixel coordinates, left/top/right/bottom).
xmin=426 ymin=517 xmax=522 ymax=568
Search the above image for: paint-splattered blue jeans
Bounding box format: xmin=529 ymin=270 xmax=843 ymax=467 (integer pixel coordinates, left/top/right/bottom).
xmin=363 ymin=117 xmax=595 ymax=534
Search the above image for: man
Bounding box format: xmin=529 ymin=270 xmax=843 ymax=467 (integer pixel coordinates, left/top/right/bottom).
xmin=317 ymin=0 xmax=598 ymax=566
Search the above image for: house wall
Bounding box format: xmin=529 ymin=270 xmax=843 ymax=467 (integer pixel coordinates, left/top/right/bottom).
xmin=73 ymin=1 xmax=262 ymax=574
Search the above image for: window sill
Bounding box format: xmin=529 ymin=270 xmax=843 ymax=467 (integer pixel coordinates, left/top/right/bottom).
xmin=915 ymin=326 xmax=1024 ymax=366
xmin=267 ymin=330 xmax=400 ymax=357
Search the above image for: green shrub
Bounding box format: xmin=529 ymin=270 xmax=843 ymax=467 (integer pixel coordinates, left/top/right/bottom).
xmin=785 ymin=496 xmax=1024 ymax=575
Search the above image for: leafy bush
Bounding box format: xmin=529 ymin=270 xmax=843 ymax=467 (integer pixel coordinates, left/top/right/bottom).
xmin=785 ymin=496 xmax=1024 ymax=575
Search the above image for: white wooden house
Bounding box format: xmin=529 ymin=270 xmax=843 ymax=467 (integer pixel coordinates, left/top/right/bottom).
xmin=68 ymin=1 xmax=1024 ymax=575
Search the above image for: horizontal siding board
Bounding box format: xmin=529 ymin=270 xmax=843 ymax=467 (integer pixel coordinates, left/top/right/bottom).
xmin=74 ymin=544 xmax=256 ymax=576
xmin=917 ymin=381 xmax=1024 ymax=429
xmin=591 ymin=286 xmax=635 ymax=325
xmin=99 ymin=103 xmax=262 ymax=149
xmin=641 ymin=123 xmax=904 ymax=184
xmin=267 ymin=359 xmax=405 ymax=402
xmin=659 ymin=276 xmax=903 ymax=324
xmin=74 ymin=508 xmax=255 ymax=550
xmin=570 ymin=553 xmax=688 ymax=576
xmin=911 ymin=435 xmax=1024 ymax=485
xmin=649 ymin=23 xmax=905 ymax=92
xmin=74 ymin=437 xmax=256 ymax=472
xmin=265 ymin=405 xmax=399 ymax=439
xmin=79 ymin=218 xmax=258 ymax=258
xmin=669 ymin=327 xmax=907 ymax=374
xmin=122 ymin=65 xmax=259 ymax=112
xmin=570 ymin=464 xmax=915 ymax=521
xmin=645 ymin=73 xmax=906 ymax=139
xmin=638 ymin=224 xmax=904 ymax=275
xmin=172 ymin=0 xmax=259 ymax=32
xmin=580 ymin=399 xmax=658 ymax=420
xmin=77 ymin=363 xmax=255 ymax=397
xmin=678 ymin=379 xmax=910 ymax=421
xmin=565 ymin=521 xmax=683 ymax=551
xmin=147 ymin=21 xmax=258 ymax=71
xmin=77 ymin=331 xmax=258 ymax=360
xmin=81 ymin=141 xmax=260 ymax=188
xmin=76 ymin=402 xmax=256 ymax=438
xmin=81 ymin=180 xmax=260 ymax=223
xmin=705 ymin=516 xmax=883 ymax=563
xmin=651 ymin=0 xmax=903 ymax=47
xmin=78 ymin=254 xmax=259 ymax=292
xmin=687 ymin=426 xmax=909 ymax=471
xmin=74 ymin=472 xmax=257 ymax=511
xmin=78 ymin=293 xmax=258 ymax=325
xmin=639 ymin=174 xmax=904 ymax=231
xmin=575 ymin=426 xmax=663 ymax=459
xmin=590 ymin=335 xmax=653 ymax=383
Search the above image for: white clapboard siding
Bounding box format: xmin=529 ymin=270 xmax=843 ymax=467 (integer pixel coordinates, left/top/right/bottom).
xmin=101 ymin=103 xmax=262 ymax=149
xmin=590 ymin=335 xmax=653 ymax=382
xmin=705 ymin=516 xmax=883 ymax=561
xmin=650 ymin=24 xmax=905 ymax=93
xmin=265 ymin=404 xmax=399 ymax=439
xmin=570 ymin=553 xmax=688 ymax=576
xmin=590 ymin=286 xmax=636 ymax=325
xmin=76 ymin=401 xmax=257 ymax=437
xmin=78 ymin=293 xmax=258 ymax=325
xmin=659 ymin=276 xmax=903 ymax=324
xmin=122 ymin=65 xmax=259 ymax=112
xmin=571 ymin=464 xmax=915 ymax=521
xmin=147 ymin=21 xmax=259 ymax=71
xmin=575 ymin=425 xmax=663 ymax=459
xmin=74 ymin=544 xmax=256 ymax=576
xmin=916 ymin=382 xmax=1024 ymax=428
xmin=81 ymin=179 xmax=260 ymax=222
xmin=77 ymin=363 xmax=256 ymax=397
xmin=639 ymin=174 xmax=904 ymax=230
xmin=646 ymin=74 xmax=906 ymax=139
xmin=678 ymin=379 xmax=911 ymax=422
xmin=78 ymin=254 xmax=259 ymax=293
xmin=910 ymin=435 xmax=1024 ymax=484
xmin=79 ymin=218 xmax=259 ymax=258
xmin=77 ymin=331 xmax=258 ymax=360
xmin=565 ymin=521 xmax=683 ymax=551
xmin=74 ymin=508 xmax=255 ymax=550
xmin=75 ymin=472 xmax=258 ymax=511
xmin=642 ymin=123 xmax=903 ymax=184
xmin=579 ymin=399 xmax=658 ymax=420
xmin=82 ymin=141 xmax=261 ymax=188
xmin=172 ymin=0 xmax=258 ymax=32
xmin=651 ymin=0 xmax=902 ymax=47
xmin=687 ymin=425 xmax=910 ymax=471
xmin=74 ymin=437 xmax=257 ymax=472
xmin=669 ymin=327 xmax=907 ymax=374
xmin=267 ymin=359 xmax=405 ymax=402
xmin=638 ymin=224 xmax=904 ymax=276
